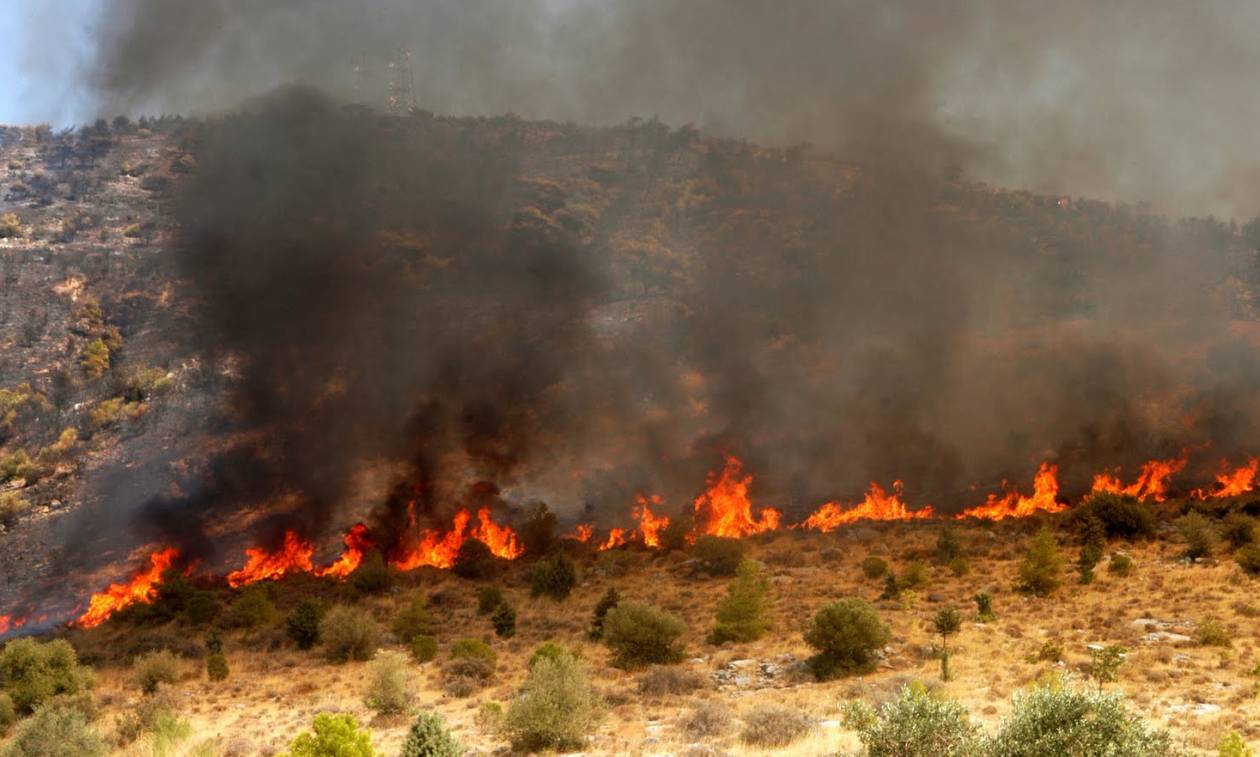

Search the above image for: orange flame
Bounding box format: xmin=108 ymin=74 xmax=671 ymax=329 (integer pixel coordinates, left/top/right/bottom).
xmin=315 ymin=523 xmax=373 ymax=580
xmin=76 ymin=547 xmax=180 ymax=629
xmin=0 ymin=615 xmax=27 ymax=635
xmin=599 ymin=527 xmax=629 ymax=551
xmin=956 ymin=462 xmax=1065 ymax=521
xmin=692 ymin=456 xmax=781 ymax=538
xmin=1202 ymin=458 xmax=1259 ymax=498
xmin=633 ymin=494 xmax=670 ymax=548
xmin=1090 ymin=455 xmax=1186 ymax=501
xmin=797 ymin=481 xmax=935 ymax=531
xmin=390 ymin=507 xmax=523 ymax=570
xmin=226 ymin=531 xmax=315 ymax=588
xmin=564 ymin=523 xmax=594 ymax=543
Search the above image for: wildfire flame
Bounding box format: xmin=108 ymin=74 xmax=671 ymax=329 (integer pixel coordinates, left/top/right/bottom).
xmin=798 ymin=481 xmax=935 ymax=531
xmin=1090 ymin=455 xmax=1187 ymax=501
xmin=692 ymin=456 xmax=781 ymax=538
xmin=226 ymin=530 xmax=315 ymax=588
xmin=0 ymin=615 xmax=26 ymax=635
xmin=76 ymin=547 xmax=180 ymax=629
xmin=956 ymin=462 xmax=1065 ymax=521
xmin=564 ymin=523 xmax=594 ymax=543
xmin=390 ymin=506 xmax=523 ymax=570
xmin=1201 ymin=458 xmax=1259 ymax=498
xmin=633 ymin=494 xmax=670 ymax=548
xmin=315 ymin=523 xmax=373 ymax=580
xmin=598 ymin=527 xmax=630 ymax=551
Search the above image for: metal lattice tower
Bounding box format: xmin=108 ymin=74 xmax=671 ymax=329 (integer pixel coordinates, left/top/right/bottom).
xmin=386 ymin=48 xmax=416 ymax=114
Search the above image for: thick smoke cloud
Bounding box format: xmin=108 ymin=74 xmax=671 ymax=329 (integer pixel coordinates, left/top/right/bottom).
xmin=82 ymin=0 xmax=1260 ymax=217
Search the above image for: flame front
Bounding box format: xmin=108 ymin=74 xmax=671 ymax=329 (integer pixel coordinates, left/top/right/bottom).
xmin=956 ymin=462 xmax=1064 ymax=521
xmin=564 ymin=523 xmax=594 ymax=543
xmin=76 ymin=547 xmax=180 ymax=629
xmin=1090 ymin=455 xmax=1187 ymax=501
xmin=798 ymin=481 xmax=935 ymax=531
xmin=1200 ymin=458 xmax=1260 ymax=498
xmin=390 ymin=507 xmax=522 ymax=570
xmin=692 ymin=456 xmax=781 ymax=538
xmin=599 ymin=527 xmax=629 ymax=551
xmin=226 ymin=531 xmax=315 ymax=588
xmin=633 ymin=494 xmax=670 ymax=548
xmin=315 ymin=523 xmax=373 ymax=580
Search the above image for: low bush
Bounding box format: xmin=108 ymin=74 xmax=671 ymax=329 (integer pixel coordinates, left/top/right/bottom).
xmin=1070 ymin=492 xmax=1156 ymax=540
xmin=409 ymin=635 xmax=437 ymax=663
xmin=1017 ymin=527 xmax=1063 ymax=596
xmin=989 ymin=676 xmax=1176 ymax=756
xmin=477 ymin=585 xmax=503 ymax=615
xmin=1236 ymin=543 xmax=1260 ymax=576
xmin=2 ymin=705 xmax=106 ymax=757
xmin=531 ymin=555 xmax=578 ymax=600
xmin=1197 ymin=617 xmax=1232 ymax=647
xmin=588 ymin=586 xmax=620 ymax=640
xmin=476 ymin=702 xmax=504 ymax=735
xmin=181 ymin=591 xmax=221 ymax=626
xmin=504 ymin=655 xmax=604 ymax=753
xmin=364 ymin=650 xmax=412 ymax=716
xmin=935 ymin=528 xmax=964 ymax=564
xmin=452 ymin=540 xmax=500 ymax=579
xmin=846 ymin=683 xmax=978 ymax=756
xmin=492 ymin=603 xmax=517 ymax=638
xmin=205 ymin=654 xmax=229 ymax=682
xmin=1222 ymin=514 xmax=1258 ymax=549
xmin=392 ymin=594 xmax=435 ymax=644
xmin=1176 ymin=512 xmax=1218 ymax=560
xmin=804 ymin=598 xmax=890 ymax=680
xmin=602 ymin=601 xmax=687 ymax=669
xmin=349 ymin=550 xmax=393 ymax=596
xmin=948 ymin=556 xmax=970 ymax=576
xmin=285 ymin=713 xmax=376 ymax=757
xmin=0 ymin=638 xmax=95 ymax=714
xmin=636 ymin=666 xmax=707 ymax=697
xmin=451 ymin=638 xmax=496 ymax=665
xmin=133 ymin=650 xmax=180 ymax=695
xmin=1108 ymin=552 xmax=1134 ymax=577
xmin=285 ymin=598 xmax=326 ymax=650
xmin=658 ymin=519 xmax=691 ymax=551
xmin=0 ymin=692 xmax=14 ymax=735
xmin=862 ymin=556 xmax=888 ymax=579
xmin=521 ymin=502 xmax=559 ymax=558
xmin=528 ymin=642 xmax=575 ymax=670
xmin=226 ymin=586 xmax=276 ymax=629
xmin=708 ymin=559 xmax=771 ymax=644
xmin=320 ymin=606 xmax=380 ymax=662
xmin=0 ymin=491 xmax=32 ymax=527
xmin=692 ymin=536 xmax=746 ymax=576
xmin=974 ymin=592 xmax=995 ymax=622
xmin=400 ymin=712 xmax=462 ymax=757
xmin=900 ymin=561 xmax=930 ymax=590
xmin=443 ymin=639 xmax=496 ymax=696
xmin=739 ymin=704 xmax=815 ymax=749
xmin=682 ymin=701 xmax=733 ymax=741
xmin=1218 ymin=731 xmax=1253 ymax=757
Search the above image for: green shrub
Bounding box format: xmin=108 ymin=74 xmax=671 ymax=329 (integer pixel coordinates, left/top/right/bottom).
xmin=974 ymin=592 xmax=995 ymax=622
xmin=504 ymin=655 xmax=604 ymax=752
xmin=0 ymin=450 xmax=40 ymax=484
xmin=476 ymin=585 xmax=504 ymax=615
xmin=529 ymin=642 xmax=576 ymax=670
xmin=492 ymin=603 xmax=517 ymax=638
xmin=349 ymin=550 xmax=393 ymax=595
xmin=847 ymin=683 xmax=979 ymax=757
xmin=692 ymin=536 xmax=746 ymax=576
xmin=1088 ymin=645 xmax=1127 ymax=687
xmin=119 ymin=365 xmax=170 ymax=402
xmin=0 ymin=213 xmax=21 ymax=239
xmin=451 ymin=638 xmax=496 ymax=665
xmin=476 ymin=702 xmax=504 ymax=735
xmin=1197 ymin=617 xmax=1232 ymax=647
xmin=900 ymin=561 xmax=929 ymax=590
xmin=1176 ymin=512 xmax=1218 ymax=560
xmin=803 ymin=598 xmax=891 ymax=680
xmin=180 ymin=591 xmax=221 ymax=626
xmin=364 ymin=650 xmax=412 ymax=716
xmin=392 ymin=593 xmax=435 ymax=643
xmin=531 ymin=554 xmax=578 ymax=600
xmin=443 ymin=639 xmax=497 ymax=697
xmin=1 ymin=705 xmax=106 ymax=757
xmin=988 ymin=676 xmax=1176 ymax=756
xmin=739 ymin=704 xmax=815 ymax=749
xmin=948 ymin=556 xmax=970 ymax=576
xmin=409 ymin=635 xmax=437 ymax=663
xmin=935 ymin=528 xmax=964 ymax=564
xmin=204 ymin=629 xmax=223 ymax=655
xmin=682 ymin=701 xmax=733 ymax=741
xmin=588 ymin=586 xmax=621 ymax=640
xmin=636 ymin=666 xmax=707 ymax=697
xmin=80 ymin=339 xmax=111 ymax=379
xmin=450 ymin=540 xmax=499 ymax=580
xmin=1017 ymin=527 xmax=1064 ymax=596
xmin=285 ymin=598 xmax=327 ymax=650
xmin=707 ymin=559 xmax=771 ymax=644
xmin=602 ymin=601 xmax=687 ymax=669
xmin=133 ymin=650 xmax=181 ymax=695
xmin=1237 ymin=543 xmax=1260 ymax=576
xmin=226 ymin=586 xmax=276 ymax=629
xmin=1108 ymin=552 xmax=1134 ymax=577
xmin=1071 ymin=492 xmax=1156 ymax=540
xmin=0 ymin=692 xmax=14 ymax=735
xmin=1218 ymin=731 xmax=1254 ymax=757
xmin=205 ymin=654 xmax=229 ymax=682
xmin=933 ymin=608 xmax=963 ymax=681
xmin=862 ymin=556 xmax=888 ymax=579
xmin=521 ymin=502 xmax=559 ymax=557
xmin=320 ymin=606 xmax=380 ymax=662
xmin=87 ymin=397 xmax=144 ymax=428
xmin=0 ymin=491 xmax=32 ymax=527
xmin=1222 ymin=514 xmax=1258 ymax=550
xmin=880 ymin=573 xmax=901 ymax=600
xmin=0 ymin=638 xmax=95 ymax=714
xmin=400 ymin=712 xmax=462 ymax=757
xmin=285 ymin=713 xmax=376 ymax=757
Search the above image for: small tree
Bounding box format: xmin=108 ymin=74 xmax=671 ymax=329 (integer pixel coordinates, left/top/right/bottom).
xmin=1078 ymin=515 xmax=1106 ymax=584
xmin=1176 ymin=512 xmax=1217 ymax=560
xmin=320 ymin=606 xmax=380 ymax=662
xmin=477 ymin=585 xmax=504 ymax=615
xmin=492 ymin=602 xmax=517 ymax=638
xmin=1018 ymin=527 xmax=1064 ymax=596
xmin=521 ymin=502 xmax=558 ymax=557
xmin=974 ymin=592 xmax=995 ymax=622
xmin=934 ymin=528 xmax=964 ymax=564
xmin=1088 ymin=645 xmax=1126 ymax=690
xmin=286 ymin=713 xmax=376 ymax=757
xmin=392 ymin=593 xmax=435 ymax=644
xmin=803 ymin=598 xmax=891 ymax=680
xmin=350 ymin=550 xmax=393 ymax=595
xmin=505 ymin=655 xmax=604 ymax=752
xmin=286 ymin=598 xmax=327 ymax=650
xmin=588 ymin=586 xmax=620 ymax=640
xmin=602 ymin=601 xmax=686 ymax=669
xmin=206 ymin=654 xmax=229 ymax=682
xmin=530 ymin=554 xmax=578 ymax=600
xmin=933 ymin=608 xmax=963 ymax=681
xmin=133 ymin=650 xmax=181 ymax=695
xmin=707 ymin=559 xmax=771 ymax=644
xmin=409 ymin=635 xmax=437 ymax=663
xmin=364 ymin=650 xmax=412 ymax=716
xmin=0 ymin=638 xmax=95 ymax=714
xmin=400 ymin=712 xmax=462 ymax=757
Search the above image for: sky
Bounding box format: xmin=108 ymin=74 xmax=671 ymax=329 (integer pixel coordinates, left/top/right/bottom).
xmin=2 ymin=0 xmax=104 ymax=126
